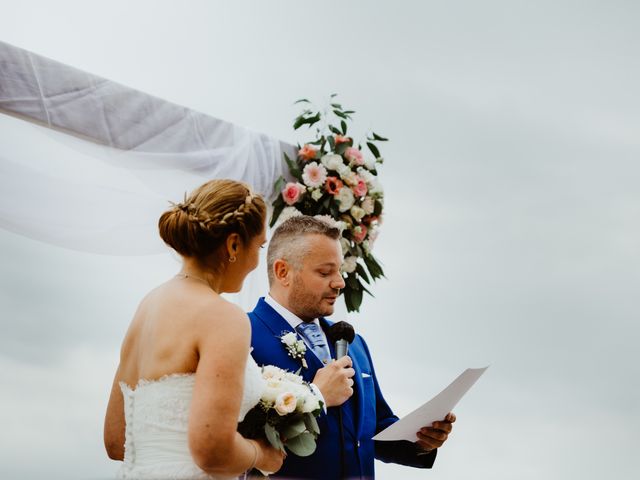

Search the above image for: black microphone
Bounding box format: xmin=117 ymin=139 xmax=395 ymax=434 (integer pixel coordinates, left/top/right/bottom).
xmin=326 ymin=321 xmax=355 ymax=359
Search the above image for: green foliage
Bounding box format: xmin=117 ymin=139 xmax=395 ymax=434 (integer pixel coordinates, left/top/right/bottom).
xmin=271 ymin=95 xmax=388 ymax=312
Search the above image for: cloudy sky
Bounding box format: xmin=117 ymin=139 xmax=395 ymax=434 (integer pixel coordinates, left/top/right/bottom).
xmin=1 ymin=1 xmax=639 ymax=479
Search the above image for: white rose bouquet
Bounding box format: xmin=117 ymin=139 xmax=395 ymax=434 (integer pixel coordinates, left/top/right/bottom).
xmin=238 ymin=365 xmax=323 ymax=457
xmin=271 ymin=95 xmax=386 ymax=312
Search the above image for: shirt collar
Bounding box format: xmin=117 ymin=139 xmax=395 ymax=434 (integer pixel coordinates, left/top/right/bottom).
xmin=264 ymin=294 xmax=320 ymax=330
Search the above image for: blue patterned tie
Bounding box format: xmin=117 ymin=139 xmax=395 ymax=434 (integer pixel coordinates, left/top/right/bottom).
xmin=296 ymin=322 xmax=332 ymax=364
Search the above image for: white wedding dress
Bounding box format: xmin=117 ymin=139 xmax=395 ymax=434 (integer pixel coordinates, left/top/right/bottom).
xmin=118 ymin=356 xmax=265 ymax=479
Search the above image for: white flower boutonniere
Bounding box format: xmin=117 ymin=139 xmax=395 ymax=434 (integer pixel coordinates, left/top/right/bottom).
xmin=280 ymin=331 xmax=308 ymax=369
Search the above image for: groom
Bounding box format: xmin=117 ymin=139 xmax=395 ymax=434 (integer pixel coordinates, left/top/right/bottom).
xmin=248 ymin=216 xmax=455 ymax=479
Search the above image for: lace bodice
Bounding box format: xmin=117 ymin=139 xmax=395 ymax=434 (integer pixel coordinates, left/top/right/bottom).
xmin=118 ymin=356 xmax=265 ymax=479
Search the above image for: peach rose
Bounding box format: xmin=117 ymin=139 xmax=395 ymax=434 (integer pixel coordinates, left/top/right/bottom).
xmin=275 ymin=392 xmax=298 ymax=416
xmin=299 ymin=144 xmax=318 ymax=161
xmin=335 ymin=135 xmax=351 ymax=145
xmin=282 ymin=182 xmax=305 ymax=205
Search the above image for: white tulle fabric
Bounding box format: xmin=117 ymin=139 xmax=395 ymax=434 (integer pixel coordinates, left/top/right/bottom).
xmin=118 ymin=356 xmax=265 ymax=480
xmin=0 ymin=40 xmax=296 ymax=255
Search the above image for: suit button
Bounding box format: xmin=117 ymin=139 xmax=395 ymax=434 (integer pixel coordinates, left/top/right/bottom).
xmin=357 ymin=441 xmax=360 ymax=448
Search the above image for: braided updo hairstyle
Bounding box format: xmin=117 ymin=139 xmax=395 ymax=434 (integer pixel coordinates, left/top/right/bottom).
xmin=158 ymin=179 xmax=266 ymax=268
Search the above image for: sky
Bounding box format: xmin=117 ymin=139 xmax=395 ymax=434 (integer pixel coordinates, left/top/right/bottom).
xmin=1 ymin=1 xmax=639 ymax=479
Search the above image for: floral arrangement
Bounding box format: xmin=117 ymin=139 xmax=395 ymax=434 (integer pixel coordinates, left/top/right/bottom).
xmin=280 ymin=331 xmax=308 ymax=368
xmin=237 ymin=365 xmax=323 ymax=458
xmin=271 ymin=96 xmax=386 ymax=312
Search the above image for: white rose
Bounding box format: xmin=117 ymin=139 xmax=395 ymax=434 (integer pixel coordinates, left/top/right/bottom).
xmin=364 ymin=156 xmax=377 ymax=170
xmin=337 ymin=164 xmax=351 ymax=179
xmin=283 ymin=372 xmax=304 ymax=385
xmin=361 ymin=197 xmax=375 ymax=215
xmin=356 ymin=167 xmax=375 ymax=184
xmin=300 ymin=392 xmax=321 ymax=413
xmin=313 ymin=214 xmax=339 ymax=230
xmin=311 ymin=188 xmax=323 ymax=201
xmin=341 ymin=255 xmax=357 ymax=274
xmin=335 ymin=187 xmax=355 ymax=213
xmin=262 ymin=365 xmax=284 ymax=380
xmin=340 ymin=237 xmax=351 ymax=256
xmin=262 ymin=379 xmax=285 ymax=403
xmin=281 ymin=332 xmax=298 ymax=347
xmin=275 ymin=392 xmax=298 ymax=416
xmin=342 ymin=171 xmax=358 ymax=187
xmin=320 ymin=153 xmax=344 ymax=171
xmin=277 ymin=206 xmax=303 ymax=225
xmin=350 ymin=205 xmax=366 ymax=222
xmin=368 ymin=178 xmax=384 ymax=198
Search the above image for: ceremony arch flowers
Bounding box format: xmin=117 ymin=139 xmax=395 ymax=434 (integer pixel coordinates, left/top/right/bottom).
xmin=271 ymin=96 xmax=386 ymax=312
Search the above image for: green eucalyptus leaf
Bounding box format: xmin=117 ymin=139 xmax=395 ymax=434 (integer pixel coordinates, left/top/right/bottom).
xmin=372 ymin=132 xmax=389 ymax=141
xmin=373 ymin=200 xmax=383 ymax=216
xmin=333 ymin=110 xmax=348 ymax=119
xmin=282 ymin=419 xmax=307 ymax=440
xmin=367 ymin=142 xmax=381 ymax=159
xmin=265 ymin=423 xmax=285 ymax=451
xmin=341 ymin=120 xmax=347 ymax=135
xmin=356 ymin=263 xmax=370 ymax=284
xmin=331 ymin=103 xmax=342 ymax=109
xmin=304 ymin=413 xmax=320 ymax=435
xmin=273 ymin=176 xmax=286 ymax=194
xmin=350 ymin=287 xmax=363 ymax=312
xmin=285 ymin=431 xmax=316 ymax=457
xmin=284 ymin=152 xmax=303 ymax=181
xmin=269 ymin=200 xmax=285 ymax=228
xmin=327 ymin=135 xmax=336 ymax=150
xmin=294 ymin=98 xmax=311 ymax=104
xmin=335 ymin=143 xmax=348 ymax=155
xmin=329 ymin=125 xmax=342 ymax=135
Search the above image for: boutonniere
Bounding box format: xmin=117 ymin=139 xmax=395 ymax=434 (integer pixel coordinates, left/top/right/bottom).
xmin=280 ymin=331 xmax=308 ymax=369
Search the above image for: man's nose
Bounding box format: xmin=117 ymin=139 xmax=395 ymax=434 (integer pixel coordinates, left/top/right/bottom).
xmin=331 ymin=272 xmax=346 ymax=290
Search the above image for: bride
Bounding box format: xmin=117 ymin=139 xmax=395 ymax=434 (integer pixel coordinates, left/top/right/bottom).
xmin=104 ymin=179 xmax=284 ymax=479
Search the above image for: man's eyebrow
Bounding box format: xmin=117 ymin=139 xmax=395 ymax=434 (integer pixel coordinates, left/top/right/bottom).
xmin=314 ymin=262 xmax=340 ymax=268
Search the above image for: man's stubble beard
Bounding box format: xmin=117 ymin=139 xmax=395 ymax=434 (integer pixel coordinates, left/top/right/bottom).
xmin=288 ymin=277 xmax=334 ymax=321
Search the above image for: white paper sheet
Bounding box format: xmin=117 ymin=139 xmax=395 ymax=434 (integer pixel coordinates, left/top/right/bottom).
xmin=372 ymin=366 xmax=489 ymax=442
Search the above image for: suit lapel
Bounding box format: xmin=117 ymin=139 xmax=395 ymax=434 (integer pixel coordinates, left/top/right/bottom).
xmin=252 ymin=298 xmax=324 ymax=380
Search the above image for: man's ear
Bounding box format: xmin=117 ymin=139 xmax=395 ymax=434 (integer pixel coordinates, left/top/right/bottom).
xmin=273 ymin=258 xmax=290 ymax=285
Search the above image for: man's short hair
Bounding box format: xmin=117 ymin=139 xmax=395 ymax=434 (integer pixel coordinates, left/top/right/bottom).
xmin=267 ymin=216 xmax=341 ymax=285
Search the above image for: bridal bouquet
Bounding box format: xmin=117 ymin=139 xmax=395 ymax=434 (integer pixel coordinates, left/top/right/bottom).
xmin=238 ymin=365 xmax=323 ymax=457
xmin=271 ymin=96 xmax=386 ymax=312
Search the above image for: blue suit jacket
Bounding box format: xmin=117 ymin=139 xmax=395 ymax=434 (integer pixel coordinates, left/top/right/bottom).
xmin=248 ymin=298 xmax=436 ymax=479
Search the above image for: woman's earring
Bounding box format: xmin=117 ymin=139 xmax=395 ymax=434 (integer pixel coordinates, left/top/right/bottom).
xmin=229 ymin=256 xmax=237 ymax=263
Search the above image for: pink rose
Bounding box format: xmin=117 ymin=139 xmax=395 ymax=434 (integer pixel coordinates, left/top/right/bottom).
xmin=282 ymin=182 xmax=305 ymax=205
xmin=351 ymin=176 xmax=368 ymax=197
xmin=299 ymin=144 xmax=318 ymax=161
xmin=352 ymin=224 xmax=368 ymax=243
xmin=344 ymin=147 xmax=364 ymax=166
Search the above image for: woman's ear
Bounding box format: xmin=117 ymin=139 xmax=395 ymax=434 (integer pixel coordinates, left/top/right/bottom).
xmin=225 ymin=233 xmax=241 ymax=260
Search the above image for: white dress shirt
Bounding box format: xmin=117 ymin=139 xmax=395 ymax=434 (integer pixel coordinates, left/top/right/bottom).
xmin=263 ymin=294 xmax=328 ymax=410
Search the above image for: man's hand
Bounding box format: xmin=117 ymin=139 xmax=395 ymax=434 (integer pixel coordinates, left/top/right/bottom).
xmin=415 ymin=412 xmax=456 ymax=453
xmin=312 ymin=356 xmax=355 ymax=407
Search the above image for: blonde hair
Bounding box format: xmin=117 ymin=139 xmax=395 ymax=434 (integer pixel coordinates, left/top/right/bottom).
xmin=159 ymin=179 xmax=266 ymax=267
